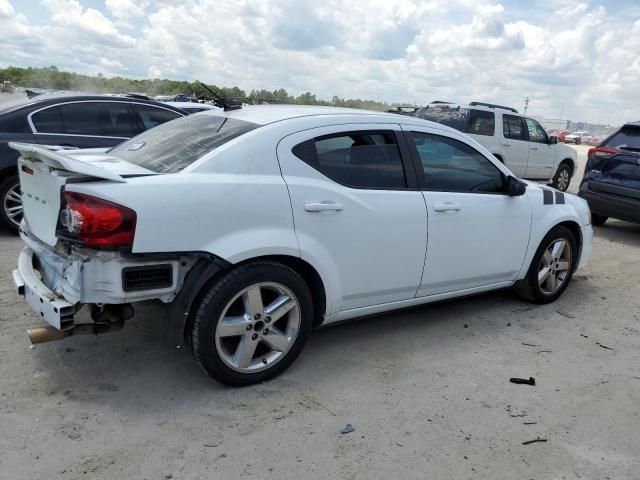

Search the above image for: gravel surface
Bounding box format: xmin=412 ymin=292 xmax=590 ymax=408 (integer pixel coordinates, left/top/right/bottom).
xmin=1 ymin=106 xmax=639 ymax=479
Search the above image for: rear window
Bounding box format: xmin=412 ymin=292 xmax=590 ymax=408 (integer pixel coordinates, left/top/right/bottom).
xmin=416 ymin=107 xmax=495 ymax=136
xmin=602 ymin=126 xmax=640 ymax=151
xmin=109 ymin=115 xmax=259 ymax=173
xmin=416 ymin=107 xmax=468 ymax=131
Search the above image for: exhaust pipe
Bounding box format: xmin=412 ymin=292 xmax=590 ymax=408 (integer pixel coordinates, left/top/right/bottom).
xmin=27 ymin=304 xmax=133 ymax=344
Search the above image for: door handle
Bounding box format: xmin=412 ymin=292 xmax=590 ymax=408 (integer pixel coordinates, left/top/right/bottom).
xmin=530 ymin=146 xmax=538 ymax=150
xmin=502 ymin=142 xmax=511 ymax=147
xmin=304 ymin=201 xmax=343 ymax=213
xmin=433 ymin=202 xmax=461 ymax=213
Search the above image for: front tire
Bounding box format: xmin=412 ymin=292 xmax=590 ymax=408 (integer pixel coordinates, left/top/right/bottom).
xmin=551 ymin=162 xmax=572 ymax=192
xmin=518 ymin=226 xmax=577 ymax=304
xmin=0 ymin=175 xmax=22 ymax=233
xmin=591 ymin=213 xmax=608 ymax=226
xmin=191 ymin=261 xmax=313 ymax=386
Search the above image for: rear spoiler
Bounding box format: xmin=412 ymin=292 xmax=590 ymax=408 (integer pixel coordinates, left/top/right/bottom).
xmin=9 ymin=142 xmax=127 ymax=183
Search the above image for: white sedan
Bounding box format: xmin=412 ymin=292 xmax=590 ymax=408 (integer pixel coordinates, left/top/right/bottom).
xmin=11 ymin=106 xmax=593 ymax=385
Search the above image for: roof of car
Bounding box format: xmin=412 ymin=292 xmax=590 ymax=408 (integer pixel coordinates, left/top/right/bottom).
xmin=164 ymin=101 xmax=221 ymax=110
xmin=0 ymin=94 xmax=187 ymax=115
xmin=200 ymin=104 xmax=395 ymax=126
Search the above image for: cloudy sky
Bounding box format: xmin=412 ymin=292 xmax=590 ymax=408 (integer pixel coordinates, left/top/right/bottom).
xmin=1 ymin=0 xmax=638 ymax=125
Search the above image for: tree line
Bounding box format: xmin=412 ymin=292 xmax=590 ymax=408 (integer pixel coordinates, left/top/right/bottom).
xmin=0 ymin=65 xmax=405 ymax=111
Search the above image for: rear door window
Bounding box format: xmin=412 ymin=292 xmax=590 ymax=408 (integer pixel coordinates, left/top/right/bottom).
xmin=292 ymin=131 xmax=407 ymax=189
xmin=131 ymin=104 xmax=182 ymax=130
xmin=109 ymin=115 xmax=258 ymax=173
xmin=31 ymin=106 xmax=64 ymax=133
xmin=503 ymin=115 xmax=525 ymax=140
xmin=466 ymin=110 xmax=495 ymax=136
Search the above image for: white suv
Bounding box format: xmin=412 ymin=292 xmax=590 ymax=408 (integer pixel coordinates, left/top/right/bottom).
xmin=416 ymin=102 xmax=578 ymax=191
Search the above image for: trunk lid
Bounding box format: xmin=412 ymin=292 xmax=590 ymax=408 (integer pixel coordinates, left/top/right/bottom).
xmin=11 ymin=142 xmax=155 ymax=246
xmin=589 ymin=151 xmax=640 ymax=192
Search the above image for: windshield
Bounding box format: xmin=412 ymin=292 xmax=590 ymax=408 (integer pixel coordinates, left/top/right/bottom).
xmin=109 ymin=114 xmax=259 ymax=173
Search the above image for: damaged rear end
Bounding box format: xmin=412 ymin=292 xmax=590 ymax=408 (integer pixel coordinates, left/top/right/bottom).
xmin=10 ymin=142 xmax=196 ymax=344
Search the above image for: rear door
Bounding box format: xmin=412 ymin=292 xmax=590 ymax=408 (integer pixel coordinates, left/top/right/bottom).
xmin=277 ymin=124 xmax=428 ymax=313
xmin=30 ymin=101 xmax=137 ymax=148
xmin=523 ymin=117 xmax=555 ymax=180
xmin=593 ymin=126 xmax=640 ymax=191
xmin=500 ymin=114 xmax=529 ymax=177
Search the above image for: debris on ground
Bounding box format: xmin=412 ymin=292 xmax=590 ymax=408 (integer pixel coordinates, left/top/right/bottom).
xmin=340 ymin=423 xmax=355 ymax=434
xmin=580 ymin=334 xmax=589 ymax=338
xmin=463 ymin=324 xmax=469 ymax=328
xmin=522 ymin=438 xmax=548 ymax=445
xmin=522 ymin=342 xmax=539 ymax=347
xmin=510 ymin=377 xmax=536 ymax=386
xmin=557 ymin=309 xmax=576 ymax=319
xmin=596 ymin=342 xmax=615 ymax=351
xmin=523 ymin=422 xmax=537 ymax=425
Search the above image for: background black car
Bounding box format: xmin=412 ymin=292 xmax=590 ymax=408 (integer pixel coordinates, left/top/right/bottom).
xmin=0 ymin=95 xmax=186 ymax=231
xmin=579 ymin=121 xmax=640 ymax=226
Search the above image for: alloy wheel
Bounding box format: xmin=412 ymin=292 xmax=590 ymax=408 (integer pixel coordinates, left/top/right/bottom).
xmin=3 ymin=182 xmax=22 ymax=228
xmin=214 ymin=282 xmax=301 ymax=373
xmin=538 ymin=239 xmax=572 ymax=295
xmin=556 ymin=168 xmax=570 ymax=191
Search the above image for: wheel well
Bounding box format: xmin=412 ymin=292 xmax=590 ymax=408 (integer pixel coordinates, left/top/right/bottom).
xmin=555 ymin=221 xmax=582 ymax=268
xmin=0 ymin=166 xmax=17 ymax=181
xmin=559 ymin=158 xmax=574 ymax=174
xmin=255 ymin=255 xmax=327 ymax=327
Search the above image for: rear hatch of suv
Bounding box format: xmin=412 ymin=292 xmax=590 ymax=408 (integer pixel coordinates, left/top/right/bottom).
xmin=585 ymin=123 xmax=640 ymax=200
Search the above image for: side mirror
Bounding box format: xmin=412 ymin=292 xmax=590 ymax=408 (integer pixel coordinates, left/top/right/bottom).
xmin=549 ymin=135 xmax=558 ymax=144
xmin=506 ymin=176 xmax=527 ymax=196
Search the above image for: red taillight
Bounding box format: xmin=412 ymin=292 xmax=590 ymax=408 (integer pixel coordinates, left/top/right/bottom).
xmin=59 ymin=191 xmax=136 ymax=248
xmin=587 ymin=147 xmax=619 ymax=160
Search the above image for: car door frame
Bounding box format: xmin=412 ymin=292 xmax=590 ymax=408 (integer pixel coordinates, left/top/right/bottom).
xmin=276 ymin=122 xmax=428 ymax=318
xmin=398 ymin=123 xmax=532 ymax=295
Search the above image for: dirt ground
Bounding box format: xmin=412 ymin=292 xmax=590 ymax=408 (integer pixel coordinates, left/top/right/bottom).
xmin=1 ymin=112 xmax=639 ymax=479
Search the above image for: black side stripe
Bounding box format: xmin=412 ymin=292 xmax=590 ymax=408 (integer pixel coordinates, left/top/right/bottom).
xmin=555 ymin=191 xmax=565 ymax=204
xmin=543 ymin=189 xmax=554 ymax=205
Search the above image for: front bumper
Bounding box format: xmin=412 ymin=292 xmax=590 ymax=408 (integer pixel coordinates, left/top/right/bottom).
xmin=577 ymin=224 xmax=593 ymax=270
xmin=13 ymin=248 xmax=76 ymax=330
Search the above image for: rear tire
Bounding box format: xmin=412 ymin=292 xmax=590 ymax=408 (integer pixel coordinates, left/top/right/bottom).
xmin=518 ymin=226 xmax=577 ymax=304
xmin=0 ymin=175 xmax=22 ymax=233
xmin=551 ymin=162 xmax=572 ymax=192
xmin=591 ymin=213 xmax=608 ymax=226
xmin=191 ymin=261 xmax=313 ymax=386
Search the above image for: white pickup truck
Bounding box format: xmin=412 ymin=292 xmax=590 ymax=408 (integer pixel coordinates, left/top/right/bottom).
xmin=416 ymin=102 xmax=578 ymax=191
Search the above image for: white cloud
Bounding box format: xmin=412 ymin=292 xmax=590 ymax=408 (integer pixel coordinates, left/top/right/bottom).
xmin=106 ymin=0 xmax=149 ymax=19
xmin=1 ymin=0 xmax=639 ymax=125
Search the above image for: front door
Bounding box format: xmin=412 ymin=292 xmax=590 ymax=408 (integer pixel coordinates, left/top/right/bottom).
xmin=524 ymin=117 xmax=555 ymax=180
xmin=277 ymin=124 xmax=428 ymax=314
xmin=402 ymin=127 xmax=532 ymax=296
xmin=500 ymin=114 xmax=529 ymax=177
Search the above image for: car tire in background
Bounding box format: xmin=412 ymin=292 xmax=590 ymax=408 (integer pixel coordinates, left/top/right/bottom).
xmin=551 ymin=162 xmax=572 ymax=192
xmin=191 ymin=261 xmax=313 ymax=386
xmin=591 ymin=214 xmax=608 ymax=226
xmin=517 ymin=225 xmax=577 ymax=304
xmin=0 ymin=174 xmax=22 ymax=233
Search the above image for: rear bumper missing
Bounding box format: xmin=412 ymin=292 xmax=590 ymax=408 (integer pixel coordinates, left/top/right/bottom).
xmin=13 ymin=248 xmax=76 ymax=330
